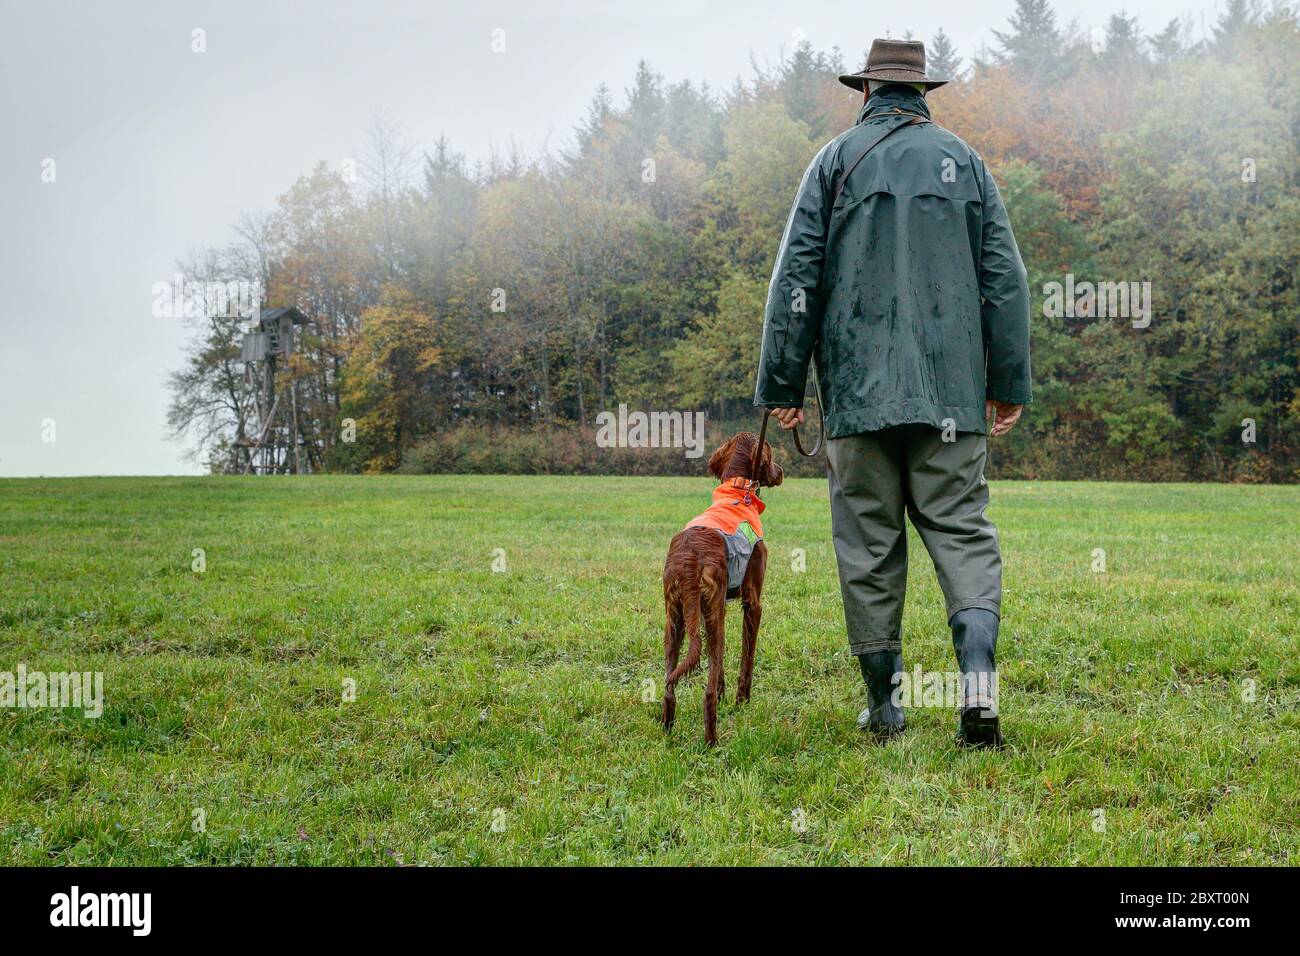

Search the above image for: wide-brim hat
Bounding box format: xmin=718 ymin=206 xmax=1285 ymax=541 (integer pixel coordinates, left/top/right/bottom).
xmin=838 ymin=38 xmax=948 ymax=92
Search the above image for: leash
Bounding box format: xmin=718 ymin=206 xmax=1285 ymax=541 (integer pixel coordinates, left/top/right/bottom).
xmin=752 ymin=366 xmax=825 ymax=483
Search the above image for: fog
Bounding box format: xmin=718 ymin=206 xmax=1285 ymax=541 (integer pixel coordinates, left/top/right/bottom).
xmin=0 ymin=0 xmax=1226 ymax=476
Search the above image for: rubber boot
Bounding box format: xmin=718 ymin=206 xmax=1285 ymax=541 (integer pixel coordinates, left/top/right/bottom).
xmin=856 ymin=650 xmax=905 ymax=740
xmin=951 ymin=608 xmax=1003 ymax=748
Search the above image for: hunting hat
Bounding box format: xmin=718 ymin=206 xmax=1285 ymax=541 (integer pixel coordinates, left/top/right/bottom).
xmin=838 ymin=38 xmax=949 ymax=92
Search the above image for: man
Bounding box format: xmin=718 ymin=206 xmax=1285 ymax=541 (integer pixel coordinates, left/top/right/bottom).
xmin=754 ymin=39 xmax=1031 ymax=748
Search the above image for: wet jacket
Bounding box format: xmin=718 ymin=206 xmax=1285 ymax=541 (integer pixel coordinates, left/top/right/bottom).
xmin=754 ymin=85 xmax=1032 ymax=437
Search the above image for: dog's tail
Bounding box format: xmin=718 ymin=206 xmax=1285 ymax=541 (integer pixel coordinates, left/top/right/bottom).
xmin=666 ymin=581 xmax=702 ymax=684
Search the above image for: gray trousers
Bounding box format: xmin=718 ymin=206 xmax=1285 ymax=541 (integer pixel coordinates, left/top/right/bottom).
xmin=826 ymin=424 xmax=1001 ymax=655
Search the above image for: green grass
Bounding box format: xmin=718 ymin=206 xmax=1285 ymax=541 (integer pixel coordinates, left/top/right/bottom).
xmin=1 ymin=475 xmax=1298 ymax=865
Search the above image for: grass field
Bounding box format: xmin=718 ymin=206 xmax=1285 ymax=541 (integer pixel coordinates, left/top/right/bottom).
xmin=1 ymin=475 xmax=1298 ymax=865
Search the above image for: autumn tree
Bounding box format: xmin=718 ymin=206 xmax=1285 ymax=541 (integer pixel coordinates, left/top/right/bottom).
xmin=340 ymin=291 xmax=440 ymax=471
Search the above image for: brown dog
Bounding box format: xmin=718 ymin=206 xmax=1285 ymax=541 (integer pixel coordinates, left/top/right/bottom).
xmin=661 ymin=432 xmax=783 ymax=745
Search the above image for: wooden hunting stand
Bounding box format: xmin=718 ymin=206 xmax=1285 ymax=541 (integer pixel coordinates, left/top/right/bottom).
xmin=233 ymin=306 xmax=310 ymax=474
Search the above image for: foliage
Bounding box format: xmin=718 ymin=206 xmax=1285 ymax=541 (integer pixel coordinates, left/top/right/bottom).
xmin=168 ymin=5 xmax=1300 ymax=482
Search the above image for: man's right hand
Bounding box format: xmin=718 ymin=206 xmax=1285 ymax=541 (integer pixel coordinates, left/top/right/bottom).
xmin=769 ymin=407 xmax=805 ymax=430
xmin=985 ymin=400 xmax=1024 ymax=437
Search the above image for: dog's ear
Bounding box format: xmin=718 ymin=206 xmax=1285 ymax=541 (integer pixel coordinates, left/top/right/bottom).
xmin=764 ymin=458 xmax=784 ymax=487
xmin=761 ymin=441 xmax=784 ymax=487
xmin=707 ymin=437 xmax=736 ymax=480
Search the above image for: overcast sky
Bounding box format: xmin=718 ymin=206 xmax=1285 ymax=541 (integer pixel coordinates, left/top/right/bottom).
xmin=0 ymin=0 xmax=1227 ymax=476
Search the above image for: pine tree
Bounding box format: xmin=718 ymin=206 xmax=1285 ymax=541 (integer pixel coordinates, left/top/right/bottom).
xmin=1149 ymin=18 xmax=1187 ymax=65
xmin=1102 ymin=11 xmax=1147 ymax=73
xmin=572 ymin=84 xmax=614 ymax=159
xmin=625 ymin=60 xmax=666 ymax=154
xmin=665 ymin=80 xmax=722 ymax=163
xmin=1212 ymin=0 xmax=1258 ymax=56
xmin=928 ymin=29 xmax=964 ymax=81
xmin=971 ymin=42 xmax=997 ymax=76
xmin=991 ymin=0 xmax=1064 ymax=82
xmin=780 ymin=42 xmax=840 ymax=137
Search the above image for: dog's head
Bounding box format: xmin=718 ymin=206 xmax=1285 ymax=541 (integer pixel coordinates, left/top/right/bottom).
xmin=707 ymin=432 xmax=783 ymax=488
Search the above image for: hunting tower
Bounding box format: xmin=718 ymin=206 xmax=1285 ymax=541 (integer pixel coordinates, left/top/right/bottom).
xmin=233 ymin=306 xmax=310 ymax=474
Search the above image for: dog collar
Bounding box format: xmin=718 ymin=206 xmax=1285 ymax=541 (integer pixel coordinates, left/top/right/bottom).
xmin=721 ymin=475 xmax=761 ymax=506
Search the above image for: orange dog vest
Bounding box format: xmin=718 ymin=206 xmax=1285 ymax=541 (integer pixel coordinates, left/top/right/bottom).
xmin=684 ymin=476 xmax=765 ymax=537
xmin=684 ymin=477 xmax=766 ymax=600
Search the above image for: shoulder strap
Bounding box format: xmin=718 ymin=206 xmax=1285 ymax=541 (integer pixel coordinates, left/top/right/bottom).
xmin=829 ymin=114 xmax=929 ymax=211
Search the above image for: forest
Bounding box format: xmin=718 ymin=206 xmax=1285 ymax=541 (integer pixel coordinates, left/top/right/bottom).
xmin=168 ymin=0 xmax=1300 ymax=481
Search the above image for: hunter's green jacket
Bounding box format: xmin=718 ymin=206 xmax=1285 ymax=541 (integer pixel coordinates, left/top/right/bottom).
xmin=754 ymin=86 xmax=1032 ymax=437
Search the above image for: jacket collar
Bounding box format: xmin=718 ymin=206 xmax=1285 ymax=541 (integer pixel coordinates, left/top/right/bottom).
xmin=857 ymin=85 xmax=932 ymax=125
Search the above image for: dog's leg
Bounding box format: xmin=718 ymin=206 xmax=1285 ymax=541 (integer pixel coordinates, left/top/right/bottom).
xmin=738 ymin=600 xmax=760 ymax=704
xmin=737 ymin=543 xmax=766 ymax=704
xmin=662 ymin=590 xmax=684 ymax=731
xmin=665 ymin=579 xmax=703 ymax=732
xmin=703 ymin=597 xmax=725 ymax=746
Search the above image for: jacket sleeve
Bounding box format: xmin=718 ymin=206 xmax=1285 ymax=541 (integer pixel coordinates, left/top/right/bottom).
xmin=754 ymin=143 xmax=832 ymax=408
xmin=977 ymin=161 xmax=1033 ymax=405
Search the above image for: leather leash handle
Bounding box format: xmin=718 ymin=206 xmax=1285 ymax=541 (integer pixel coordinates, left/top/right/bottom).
xmin=751 ymin=409 xmax=771 ymax=484
xmin=790 ymin=366 xmax=824 ymax=458
xmin=754 ymin=366 xmax=823 ymax=482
